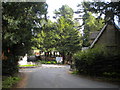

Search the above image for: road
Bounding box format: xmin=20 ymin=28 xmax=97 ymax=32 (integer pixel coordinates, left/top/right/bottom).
xmin=18 ymin=64 xmax=119 ymax=88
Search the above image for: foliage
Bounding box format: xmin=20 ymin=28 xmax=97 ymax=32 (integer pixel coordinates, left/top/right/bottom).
xmin=2 ymin=2 xmax=48 ymax=56
xmin=83 ymin=12 xmax=104 ymax=46
xmin=76 ymin=2 xmax=120 ymax=47
xmin=2 ymin=58 xmax=19 ymax=76
xmin=2 ymin=76 xmax=20 ymax=88
xmin=2 ymin=2 xmax=48 ymax=76
xmin=71 ymin=70 xmax=79 ymax=75
xmin=38 ymin=60 xmax=57 ymax=64
xmin=73 ymin=47 xmax=120 ymax=77
xmin=80 ymin=2 xmax=120 ymax=22
xmin=76 ymin=2 xmax=105 ymax=47
xmin=33 ymin=5 xmax=82 ymax=64
xmin=74 ymin=1 xmax=120 ymax=79
xmin=53 ymin=5 xmax=82 ymax=63
xmin=32 ymin=20 xmax=57 ymax=52
xmin=55 ymin=16 xmax=82 ymax=54
xmin=19 ymin=64 xmax=38 ymax=67
xmin=54 ymin=5 xmax=74 ymax=19
xmin=85 ymin=12 xmax=104 ymax=31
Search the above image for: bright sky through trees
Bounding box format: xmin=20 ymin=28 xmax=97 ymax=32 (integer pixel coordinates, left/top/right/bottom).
xmin=46 ymin=0 xmax=81 ymax=21
xmin=46 ymin=0 xmax=111 ymax=22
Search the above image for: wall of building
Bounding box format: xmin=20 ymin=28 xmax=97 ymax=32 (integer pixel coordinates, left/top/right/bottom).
xmin=94 ymin=24 xmax=120 ymax=53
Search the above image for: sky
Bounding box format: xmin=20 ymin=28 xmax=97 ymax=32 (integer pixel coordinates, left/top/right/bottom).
xmin=46 ymin=0 xmax=111 ymax=21
xmin=46 ymin=0 xmax=82 ymax=21
xmin=46 ymin=0 xmax=119 ymax=28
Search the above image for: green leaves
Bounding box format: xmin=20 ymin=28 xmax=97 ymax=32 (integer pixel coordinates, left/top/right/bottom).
xmin=85 ymin=12 xmax=104 ymax=31
xmin=77 ymin=3 xmax=105 ymax=47
xmin=82 ymin=2 xmax=120 ymax=22
xmin=2 ymin=2 xmax=48 ymax=76
xmin=2 ymin=76 xmax=20 ymax=88
xmin=55 ymin=16 xmax=82 ymax=54
xmin=54 ymin=5 xmax=74 ymax=19
xmin=2 ymin=2 xmax=48 ymax=55
xmin=33 ymin=6 xmax=82 ymax=56
xmin=74 ymin=46 xmax=120 ymax=77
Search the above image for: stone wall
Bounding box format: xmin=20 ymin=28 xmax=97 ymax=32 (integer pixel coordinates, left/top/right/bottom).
xmin=94 ymin=24 xmax=120 ymax=53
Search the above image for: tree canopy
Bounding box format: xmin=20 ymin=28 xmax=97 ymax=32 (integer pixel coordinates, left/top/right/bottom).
xmin=2 ymin=2 xmax=48 ymax=56
xmin=80 ymin=2 xmax=120 ymax=22
xmin=54 ymin=5 xmax=74 ymax=19
xmin=53 ymin=5 xmax=82 ymax=63
xmin=32 ymin=5 xmax=82 ymax=64
xmin=76 ymin=2 xmax=105 ymax=47
xmin=2 ymin=2 xmax=48 ymax=75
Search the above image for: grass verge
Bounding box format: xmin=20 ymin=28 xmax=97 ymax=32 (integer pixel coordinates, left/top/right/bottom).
xmin=2 ymin=76 xmax=21 ymax=88
xmin=19 ymin=64 xmax=38 ymax=67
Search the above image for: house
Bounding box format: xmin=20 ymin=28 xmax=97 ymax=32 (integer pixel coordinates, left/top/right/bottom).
xmin=89 ymin=31 xmax=100 ymax=45
xmin=89 ymin=20 xmax=120 ymax=53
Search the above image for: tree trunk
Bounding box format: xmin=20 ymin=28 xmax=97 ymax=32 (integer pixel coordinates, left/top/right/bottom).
xmin=53 ymin=52 xmax=56 ymax=57
xmin=69 ymin=53 xmax=72 ymax=64
xmin=50 ymin=52 xmax=52 ymax=57
xmin=69 ymin=53 xmax=74 ymax=70
xmin=60 ymin=52 xmax=65 ymax=64
xmin=45 ymin=52 xmax=47 ymax=61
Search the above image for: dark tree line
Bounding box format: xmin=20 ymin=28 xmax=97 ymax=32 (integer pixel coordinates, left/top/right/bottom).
xmin=2 ymin=2 xmax=48 ymax=75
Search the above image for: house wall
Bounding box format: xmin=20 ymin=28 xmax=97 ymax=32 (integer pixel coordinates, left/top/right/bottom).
xmin=94 ymin=24 xmax=120 ymax=53
xmin=89 ymin=31 xmax=99 ymax=45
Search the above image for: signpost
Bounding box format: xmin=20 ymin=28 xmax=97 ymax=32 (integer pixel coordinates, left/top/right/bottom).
xmin=56 ymin=57 xmax=63 ymax=63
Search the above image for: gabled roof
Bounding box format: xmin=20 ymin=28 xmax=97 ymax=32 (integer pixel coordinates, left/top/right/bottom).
xmin=89 ymin=31 xmax=99 ymax=40
xmin=89 ymin=20 xmax=120 ymax=48
xmin=89 ymin=24 xmax=108 ymax=48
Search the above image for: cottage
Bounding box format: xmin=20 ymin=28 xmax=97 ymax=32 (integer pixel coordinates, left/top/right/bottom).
xmin=89 ymin=20 xmax=120 ymax=53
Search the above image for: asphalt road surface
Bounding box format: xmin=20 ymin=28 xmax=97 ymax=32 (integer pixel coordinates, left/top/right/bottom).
xmin=18 ymin=64 xmax=119 ymax=88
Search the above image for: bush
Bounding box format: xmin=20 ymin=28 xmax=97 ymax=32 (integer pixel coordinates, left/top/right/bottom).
xmin=38 ymin=60 xmax=57 ymax=64
xmin=73 ymin=47 xmax=120 ymax=77
xmin=2 ymin=76 xmax=20 ymax=88
xmin=2 ymin=59 xmax=19 ymax=76
xmin=19 ymin=64 xmax=38 ymax=67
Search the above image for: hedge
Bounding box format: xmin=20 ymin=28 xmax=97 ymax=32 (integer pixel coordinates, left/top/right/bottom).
xmin=2 ymin=59 xmax=18 ymax=76
xmin=73 ymin=47 xmax=120 ymax=77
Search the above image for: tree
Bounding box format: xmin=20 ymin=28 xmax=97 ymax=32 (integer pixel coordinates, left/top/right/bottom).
xmin=76 ymin=2 xmax=105 ymax=47
xmin=81 ymin=2 xmax=120 ymax=22
xmin=54 ymin=16 xmax=82 ymax=64
xmin=83 ymin=12 xmax=104 ymax=46
xmin=32 ymin=19 xmax=59 ymax=60
xmin=54 ymin=4 xmax=74 ymax=19
xmin=32 ymin=19 xmax=57 ymax=50
xmin=33 ymin=5 xmax=82 ymax=64
xmin=2 ymin=2 xmax=48 ymax=75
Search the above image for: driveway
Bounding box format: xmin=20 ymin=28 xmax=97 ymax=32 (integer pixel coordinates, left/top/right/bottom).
xmin=18 ymin=64 xmax=119 ymax=88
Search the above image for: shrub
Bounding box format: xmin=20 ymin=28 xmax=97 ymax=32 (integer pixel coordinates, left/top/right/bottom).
xmin=19 ymin=64 xmax=38 ymax=67
xmin=73 ymin=47 xmax=120 ymax=77
xmin=2 ymin=59 xmax=19 ymax=76
xmin=2 ymin=76 xmax=20 ymax=88
xmin=38 ymin=60 xmax=57 ymax=64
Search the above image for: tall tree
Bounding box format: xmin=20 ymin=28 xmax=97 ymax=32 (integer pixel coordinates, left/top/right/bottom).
xmin=2 ymin=2 xmax=48 ymax=75
xmin=54 ymin=5 xmax=82 ymax=64
xmin=81 ymin=1 xmax=120 ymax=22
xmin=76 ymin=2 xmax=105 ymax=47
xmin=33 ymin=5 xmax=82 ymax=64
xmin=83 ymin=12 xmax=104 ymax=46
xmin=32 ymin=20 xmax=57 ymax=52
xmin=54 ymin=4 xmax=74 ymax=19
